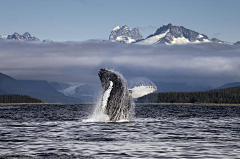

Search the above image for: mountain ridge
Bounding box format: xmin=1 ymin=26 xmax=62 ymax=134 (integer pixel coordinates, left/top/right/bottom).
xmin=215 ymin=82 xmax=240 ymax=90
xmin=137 ymin=23 xmax=210 ymax=45
xmin=109 ymin=23 xmax=237 ymax=45
xmin=1 ymin=24 xmax=238 ymax=44
xmin=109 ymin=24 xmax=143 ymax=44
xmin=49 ymin=82 xmax=101 ymax=103
xmin=0 ymin=32 xmax=40 ymax=41
xmin=0 ymin=72 xmax=82 ymax=103
xmin=7 ymin=32 xmax=40 ymax=41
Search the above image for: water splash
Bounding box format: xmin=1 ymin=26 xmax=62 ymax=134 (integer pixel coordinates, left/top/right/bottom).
xmin=83 ymin=97 xmax=110 ymax=122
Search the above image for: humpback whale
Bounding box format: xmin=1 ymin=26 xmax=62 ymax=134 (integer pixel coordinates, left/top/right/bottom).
xmin=98 ymin=68 xmax=157 ymax=122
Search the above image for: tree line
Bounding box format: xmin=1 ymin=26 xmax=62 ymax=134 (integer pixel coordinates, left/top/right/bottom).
xmin=0 ymin=94 xmax=43 ymax=103
xmin=137 ymin=86 xmax=240 ymax=104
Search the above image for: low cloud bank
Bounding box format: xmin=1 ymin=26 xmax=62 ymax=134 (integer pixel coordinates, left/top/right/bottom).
xmin=0 ymin=40 xmax=240 ymax=87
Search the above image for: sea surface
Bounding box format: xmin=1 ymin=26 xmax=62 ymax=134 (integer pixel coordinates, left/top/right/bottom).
xmin=0 ymin=104 xmax=240 ymax=158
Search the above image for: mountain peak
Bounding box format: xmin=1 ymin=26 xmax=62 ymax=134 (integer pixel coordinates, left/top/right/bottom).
xmin=6 ymin=32 xmax=40 ymax=41
xmin=211 ymin=38 xmax=223 ymax=43
xmin=137 ymin=23 xmax=210 ymax=45
xmin=167 ymin=23 xmax=172 ymax=27
xmin=109 ymin=24 xmax=143 ymax=44
xmin=23 ymin=32 xmax=31 ymax=38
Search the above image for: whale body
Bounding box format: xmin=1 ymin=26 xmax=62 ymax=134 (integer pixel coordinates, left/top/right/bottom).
xmin=98 ymin=68 xmax=157 ymax=122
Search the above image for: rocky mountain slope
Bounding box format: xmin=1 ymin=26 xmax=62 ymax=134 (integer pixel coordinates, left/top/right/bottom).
xmin=6 ymin=32 xmax=40 ymax=41
xmin=109 ymin=24 xmax=143 ymax=43
xmin=0 ymin=32 xmax=40 ymax=41
xmin=137 ymin=23 xmax=210 ymax=45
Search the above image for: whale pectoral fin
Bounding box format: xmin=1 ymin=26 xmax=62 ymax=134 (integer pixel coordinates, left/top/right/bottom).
xmin=102 ymin=81 xmax=113 ymax=111
xmin=129 ymin=85 xmax=157 ymax=98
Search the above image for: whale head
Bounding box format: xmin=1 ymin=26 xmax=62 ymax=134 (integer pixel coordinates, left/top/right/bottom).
xmin=98 ymin=68 xmax=131 ymax=121
xmin=98 ymin=68 xmax=123 ymax=91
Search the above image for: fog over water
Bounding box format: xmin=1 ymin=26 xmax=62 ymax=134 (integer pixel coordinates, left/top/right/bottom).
xmin=0 ymin=40 xmax=240 ymax=87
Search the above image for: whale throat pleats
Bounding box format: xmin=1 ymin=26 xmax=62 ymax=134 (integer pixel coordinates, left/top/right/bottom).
xmin=101 ymin=81 xmax=113 ymax=111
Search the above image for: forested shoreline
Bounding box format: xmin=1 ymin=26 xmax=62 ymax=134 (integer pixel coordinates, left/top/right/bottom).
xmin=0 ymin=94 xmax=43 ymax=103
xmin=137 ymin=86 xmax=240 ymax=104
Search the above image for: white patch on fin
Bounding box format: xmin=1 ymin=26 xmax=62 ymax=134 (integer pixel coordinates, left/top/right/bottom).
xmin=102 ymin=81 xmax=113 ymax=111
xmin=129 ymin=85 xmax=157 ymax=98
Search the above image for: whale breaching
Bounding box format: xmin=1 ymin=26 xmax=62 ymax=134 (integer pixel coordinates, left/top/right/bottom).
xmin=98 ymin=68 xmax=157 ymax=122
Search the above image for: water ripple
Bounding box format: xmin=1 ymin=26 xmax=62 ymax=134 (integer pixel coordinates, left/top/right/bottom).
xmin=0 ymin=104 xmax=240 ymax=158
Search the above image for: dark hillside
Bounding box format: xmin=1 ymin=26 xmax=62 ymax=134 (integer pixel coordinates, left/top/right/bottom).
xmin=0 ymin=89 xmax=8 ymax=95
xmin=137 ymin=86 xmax=240 ymax=104
xmin=0 ymin=94 xmax=43 ymax=103
xmin=0 ymin=72 xmax=82 ymax=103
xmin=216 ymin=82 xmax=240 ymax=89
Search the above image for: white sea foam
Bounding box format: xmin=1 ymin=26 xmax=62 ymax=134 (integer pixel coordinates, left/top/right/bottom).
xmin=83 ymin=97 xmax=110 ymax=122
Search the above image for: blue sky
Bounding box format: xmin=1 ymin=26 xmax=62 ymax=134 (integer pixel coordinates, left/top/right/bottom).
xmin=0 ymin=0 xmax=239 ymax=42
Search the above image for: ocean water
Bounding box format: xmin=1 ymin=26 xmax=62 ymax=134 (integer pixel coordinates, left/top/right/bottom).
xmin=0 ymin=104 xmax=240 ymax=158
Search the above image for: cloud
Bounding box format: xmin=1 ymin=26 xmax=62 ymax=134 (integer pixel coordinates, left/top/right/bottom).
xmin=0 ymin=40 xmax=240 ymax=87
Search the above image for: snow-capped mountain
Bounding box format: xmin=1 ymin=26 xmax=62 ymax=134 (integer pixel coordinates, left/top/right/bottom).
xmin=6 ymin=32 xmax=40 ymax=41
xmin=137 ymin=23 xmax=210 ymax=45
xmin=49 ymin=82 xmax=101 ymax=103
xmin=109 ymin=24 xmax=143 ymax=44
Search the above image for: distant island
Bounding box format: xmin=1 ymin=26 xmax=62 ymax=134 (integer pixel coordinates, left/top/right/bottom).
xmin=0 ymin=94 xmax=43 ymax=104
xmin=137 ymin=86 xmax=240 ymax=104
